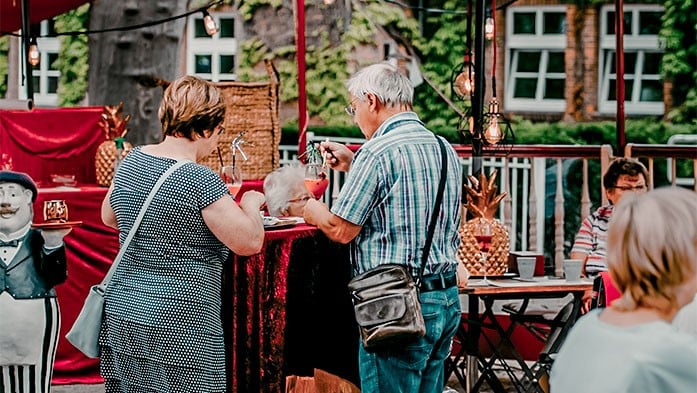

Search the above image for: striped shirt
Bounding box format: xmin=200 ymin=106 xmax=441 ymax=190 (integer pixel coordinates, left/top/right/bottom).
xmin=571 ymin=205 xmax=613 ymax=275
xmin=331 ymin=112 xmax=462 ymax=278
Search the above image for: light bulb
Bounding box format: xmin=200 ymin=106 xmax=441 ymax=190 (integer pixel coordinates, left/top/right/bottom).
xmin=323 ymin=0 xmax=337 ymax=4
xmin=485 ymin=116 xmax=502 ymax=144
xmin=203 ymin=11 xmax=219 ymax=36
xmin=28 ymin=38 xmax=40 ymax=66
xmin=483 ymin=99 xmax=504 ymax=144
xmin=485 ymin=17 xmax=495 ymax=41
xmin=454 ymin=65 xmax=474 ymax=98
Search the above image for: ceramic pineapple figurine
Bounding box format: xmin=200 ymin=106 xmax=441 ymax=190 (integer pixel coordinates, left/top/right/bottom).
xmin=95 ymin=103 xmax=132 ymax=186
xmin=458 ymin=169 xmax=510 ymax=276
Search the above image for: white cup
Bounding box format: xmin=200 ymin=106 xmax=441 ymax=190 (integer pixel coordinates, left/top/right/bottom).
xmin=563 ymin=259 xmax=583 ymax=282
xmin=517 ymin=257 xmax=536 ymax=280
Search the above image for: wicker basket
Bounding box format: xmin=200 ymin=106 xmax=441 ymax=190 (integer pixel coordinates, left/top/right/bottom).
xmin=199 ymin=59 xmax=281 ymax=180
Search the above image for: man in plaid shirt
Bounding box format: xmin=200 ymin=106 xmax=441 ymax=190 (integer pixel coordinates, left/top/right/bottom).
xmin=304 ymin=62 xmax=462 ymax=393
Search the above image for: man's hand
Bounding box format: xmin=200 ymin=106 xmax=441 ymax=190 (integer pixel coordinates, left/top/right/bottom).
xmin=320 ymin=141 xmax=353 ymax=172
xmin=303 ymin=198 xmax=328 ymax=226
xmin=41 ymin=228 xmax=72 ymax=248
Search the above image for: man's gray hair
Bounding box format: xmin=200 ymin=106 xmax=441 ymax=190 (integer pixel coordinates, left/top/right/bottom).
xmin=345 ymin=62 xmax=414 ymax=108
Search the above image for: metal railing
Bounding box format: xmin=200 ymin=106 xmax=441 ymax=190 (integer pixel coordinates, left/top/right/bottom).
xmin=278 ymin=136 xmax=696 ymax=275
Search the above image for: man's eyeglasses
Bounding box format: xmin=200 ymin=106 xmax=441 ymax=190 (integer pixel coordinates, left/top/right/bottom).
xmin=344 ymin=98 xmax=359 ymax=117
xmin=611 ymin=185 xmax=647 ymax=192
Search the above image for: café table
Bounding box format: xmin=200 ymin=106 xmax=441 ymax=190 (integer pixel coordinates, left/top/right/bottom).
xmin=456 ymin=277 xmax=593 ymax=393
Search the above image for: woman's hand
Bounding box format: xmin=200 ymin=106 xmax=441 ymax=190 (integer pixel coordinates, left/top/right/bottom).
xmin=239 ymin=190 xmax=266 ymax=211
xmin=320 ymin=141 xmax=353 ymax=172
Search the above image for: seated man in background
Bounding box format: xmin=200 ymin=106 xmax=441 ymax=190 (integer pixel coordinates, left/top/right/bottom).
xmin=264 ymin=163 xmax=313 ymax=217
xmin=570 ymin=157 xmax=648 ymax=277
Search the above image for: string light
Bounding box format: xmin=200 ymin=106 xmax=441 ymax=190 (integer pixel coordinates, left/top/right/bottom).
xmin=202 ymin=10 xmax=219 ymax=36
xmin=2 ymin=1 xmax=224 ymax=38
xmin=483 ymin=99 xmax=503 ymax=144
xmin=485 ymin=14 xmax=495 ymax=41
xmin=453 ymin=54 xmax=475 ymax=98
xmin=28 ymin=36 xmax=40 ymax=66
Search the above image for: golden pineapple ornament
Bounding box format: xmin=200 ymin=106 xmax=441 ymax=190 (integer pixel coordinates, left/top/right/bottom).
xmin=95 ymin=103 xmax=133 ymax=186
xmin=458 ymin=169 xmax=510 ymax=276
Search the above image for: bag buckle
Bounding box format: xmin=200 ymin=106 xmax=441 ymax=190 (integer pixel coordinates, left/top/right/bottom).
xmin=351 ymin=291 xmax=362 ymax=303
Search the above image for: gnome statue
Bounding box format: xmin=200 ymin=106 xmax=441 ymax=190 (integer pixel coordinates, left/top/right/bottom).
xmin=0 ymin=171 xmax=71 ymax=392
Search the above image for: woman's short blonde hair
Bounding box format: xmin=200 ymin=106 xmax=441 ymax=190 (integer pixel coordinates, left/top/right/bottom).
xmin=607 ymin=186 xmax=697 ymax=311
xmin=158 ymin=75 xmax=226 ymax=140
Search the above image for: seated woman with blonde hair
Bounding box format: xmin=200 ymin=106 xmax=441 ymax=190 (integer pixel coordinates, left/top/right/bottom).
xmin=264 ymin=163 xmax=313 ymax=217
xmin=550 ymin=186 xmax=697 ymax=393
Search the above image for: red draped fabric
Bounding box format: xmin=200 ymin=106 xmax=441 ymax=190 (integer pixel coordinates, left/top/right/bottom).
xmin=0 ymin=0 xmax=91 ymax=33
xmin=0 ymin=107 xmax=104 ymax=186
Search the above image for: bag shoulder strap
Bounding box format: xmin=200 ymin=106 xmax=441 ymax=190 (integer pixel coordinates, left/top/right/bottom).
xmin=100 ymin=159 xmax=190 ymax=286
xmin=416 ymin=137 xmax=448 ymax=285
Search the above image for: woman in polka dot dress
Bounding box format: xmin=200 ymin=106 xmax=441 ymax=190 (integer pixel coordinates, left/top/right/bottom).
xmin=99 ymin=76 xmax=266 ymax=393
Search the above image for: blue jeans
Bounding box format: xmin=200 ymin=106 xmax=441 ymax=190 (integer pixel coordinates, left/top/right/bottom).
xmin=358 ymin=286 xmax=461 ymax=393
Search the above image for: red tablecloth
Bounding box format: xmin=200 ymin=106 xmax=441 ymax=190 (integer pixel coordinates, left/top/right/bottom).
xmin=0 ymin=107 xmax=104 ymax=186
xmin=33 ymin=184 xmax=358 ymax=389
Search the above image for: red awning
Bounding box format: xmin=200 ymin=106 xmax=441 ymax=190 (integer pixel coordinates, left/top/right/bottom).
xmin=0 ymin=0 xmax=90 ymax=33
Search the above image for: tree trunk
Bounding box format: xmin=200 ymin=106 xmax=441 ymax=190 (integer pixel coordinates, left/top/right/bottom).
xmin=88 ymin=0 xmax=189 ymax=146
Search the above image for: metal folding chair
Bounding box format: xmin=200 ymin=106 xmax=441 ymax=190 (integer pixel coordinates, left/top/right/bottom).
xmin=521 ymin=300 xmax=579 ymax=393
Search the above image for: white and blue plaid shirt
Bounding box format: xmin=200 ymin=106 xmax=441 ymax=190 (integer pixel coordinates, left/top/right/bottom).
xmin=331 ymin=112 xmax=462 ymax=278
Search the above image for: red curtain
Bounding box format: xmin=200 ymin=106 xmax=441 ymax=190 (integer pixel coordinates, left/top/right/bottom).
xmin=0 ymin=107 xmax=104 ymax=186
xmin=0 ymin=0 xmax=91 ymax=33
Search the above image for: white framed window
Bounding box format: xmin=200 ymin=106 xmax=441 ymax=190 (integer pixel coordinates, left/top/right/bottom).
xmin=18 ymin=20 xmax=60 ymax=107
xmin=186 ymin=12 xmax=238 ymax=81
xmin=505 ymin=6 xmax=567 ymax=112
xmin=598 ymin=4 xmax=664 ymax=115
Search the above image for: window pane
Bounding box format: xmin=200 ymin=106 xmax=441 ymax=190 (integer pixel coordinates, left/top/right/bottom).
xmin=514 ymin=12 xmax=536 ymax=34
xmin=48 ymin=76 xmax=58 ymax=94
xmin=643 ymin=52 xmax=661 ymax=74
xmin=544 ymin=79 xmax=565 ymax=99
xmin=639 ymin=11 xmax=661 ymax=35
xmin=624 ymin=52 xmax=637 ymax=74
xmin=606 ymin=50 xmax=616 ymax=73
xmin=220 ymin=18 xmax=235 ymax=38
xmin=48 ymin=53 xmax=59 ymax=70
xmin=194 ymin=18 xmax=208 ymax=38
xmin=625 ymin=80 xmax=634 ymax=99
xmin=220 ymin=55 xmax=235 ymax=73
xmin=195 ymin=55 xmax=212 ymax=73
xmin=516 ymin=52 xmax=541 ymax=73
xmin=514 ymin=78 xmax=537 ymax=98
xmin=547 ymin=52 xmax=565 ymax=73
xmin=32 ymin=76 xmax=40 ymax=93
xmin=606 ymin=12 xmax=632 ymax=35
xmin=47 ymin=20 xmax=57 ymax=36
xmin=640 ymin=80 xmax=662 ymax=102
xmin=543 ymin=12 xmax=565 ymax=34
xmin=608 ymin=80 xmax=635 ymax=101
